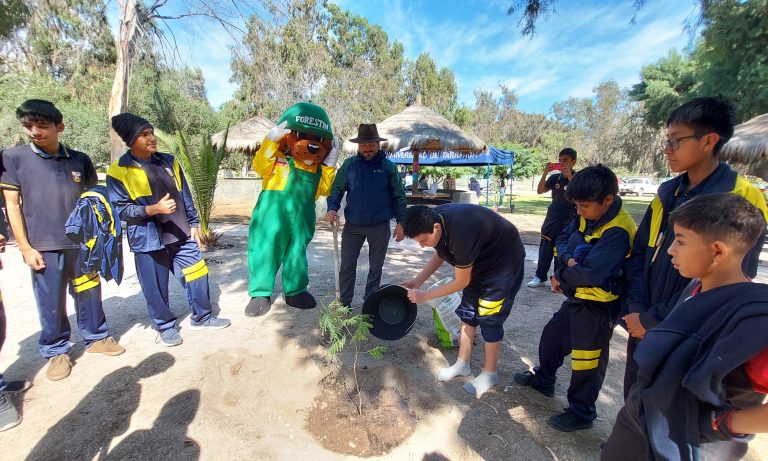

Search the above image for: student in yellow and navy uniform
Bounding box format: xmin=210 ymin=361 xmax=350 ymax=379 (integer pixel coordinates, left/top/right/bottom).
xmin=621 ymin=97 xmax=768 ymax=399
xmin=106 ymin=113 xmax=230 ymax=347
xmin=402 ymin=204 xmax=526 ymax=399
xmin=515 ymin=164 xmax=637 ymax=432
xmin=0 ymin=100 xmax=124 ymax=382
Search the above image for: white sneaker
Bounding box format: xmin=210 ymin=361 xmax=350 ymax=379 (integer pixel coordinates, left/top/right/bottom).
xmin=545 ymin=279 xmax=552 ymax=288
xmin=527 ymin=276 xmax=544 ymax=288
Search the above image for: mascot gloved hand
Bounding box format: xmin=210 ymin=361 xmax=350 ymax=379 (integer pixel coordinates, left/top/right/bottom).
xmin=245 ymin=102 xmax=336 ymax=316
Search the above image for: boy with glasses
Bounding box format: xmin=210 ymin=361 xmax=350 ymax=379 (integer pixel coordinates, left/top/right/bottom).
xmin=621 ymin=97 xmax=768 ymax=397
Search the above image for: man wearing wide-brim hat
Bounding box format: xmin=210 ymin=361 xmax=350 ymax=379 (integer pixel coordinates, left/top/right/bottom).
xmin=325 ymin=124 xmax=406 ymax=309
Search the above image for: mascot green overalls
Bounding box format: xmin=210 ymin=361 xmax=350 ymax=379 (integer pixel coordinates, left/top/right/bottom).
xmin=245 ymin=102 xmax=337 ymax=316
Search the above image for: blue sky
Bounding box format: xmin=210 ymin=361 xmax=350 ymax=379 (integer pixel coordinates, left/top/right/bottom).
xmin=108 ymin=0 xmax=698 ymax=114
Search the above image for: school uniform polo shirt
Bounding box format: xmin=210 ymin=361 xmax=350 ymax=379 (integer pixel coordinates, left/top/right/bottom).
xmin=0 ymin=143 xmax=96 ymax=251
xmin=433 ymin=204 xmax=525 ymax=278
xmin=545 ymin=172 xmax=574 ymax=211
xmin=130 ymin=153 xmax=190 ymax=245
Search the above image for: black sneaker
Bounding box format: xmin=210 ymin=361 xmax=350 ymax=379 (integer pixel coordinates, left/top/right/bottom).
xmin=513 ymin=371 xmax=555 ymax=398
xmin=547 ymin=409 xmax=593 ymax=432
xmin=0 ymin=391 xmax=21 ymax=432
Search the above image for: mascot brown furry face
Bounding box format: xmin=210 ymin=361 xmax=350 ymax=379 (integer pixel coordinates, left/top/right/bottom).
xmin=245 ymin=102 xmax=338 ymax=316
xmin=278 ymin=131 xmax=334 ymax=166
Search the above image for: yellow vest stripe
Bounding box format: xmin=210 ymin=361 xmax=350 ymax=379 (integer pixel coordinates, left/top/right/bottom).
xmin=81 ymin=191 xmax=117 ymax=236
xmin=107 ymin=164 xmax=152 ymax=200
xmin=647 ymin=196 xmax=664 ymax=248
xmin=732 ymin=176 xmax=768 ymax=221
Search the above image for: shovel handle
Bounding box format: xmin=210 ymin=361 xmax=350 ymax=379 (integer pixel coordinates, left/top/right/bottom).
xmin=332 ymin=217 xmax=341 ymax=301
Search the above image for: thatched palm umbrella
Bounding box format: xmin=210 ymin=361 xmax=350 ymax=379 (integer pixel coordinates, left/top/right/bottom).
xmin=720 ymin=113 xmax=768 ymax=179
xmin=342 ymin=103 xmax=486 ymax=154
xmin=342 ymin=102 xmax=486 ymax=187
xmin=211 ymin=115 xmax=275 ymax=154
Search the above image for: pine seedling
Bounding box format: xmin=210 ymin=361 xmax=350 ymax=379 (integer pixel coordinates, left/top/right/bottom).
xmin=319 ymin=300 xmax=387 ymax=414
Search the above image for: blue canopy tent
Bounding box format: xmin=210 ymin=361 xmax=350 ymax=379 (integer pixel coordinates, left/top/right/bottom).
xmin=386 ymin=146 xmax=514 ymax=166
xmin=387 ymin=147 xmax=514 ymax=206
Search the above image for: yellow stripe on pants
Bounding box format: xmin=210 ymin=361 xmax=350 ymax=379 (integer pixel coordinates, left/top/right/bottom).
xmin=478 ymin=298 xmax=504 ymax=316
xmin=182 ymin=260 xmax=209 ymax=282
xmin=73 ymin=272 xmax=100 ymax=293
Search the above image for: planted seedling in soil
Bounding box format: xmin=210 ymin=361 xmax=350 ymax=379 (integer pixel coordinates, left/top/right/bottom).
xmin=319 ymin=300 xmax=387 ymax=415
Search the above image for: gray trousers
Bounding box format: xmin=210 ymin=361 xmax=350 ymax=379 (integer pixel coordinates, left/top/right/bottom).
xmin=339 ymin=221 xmax=391 ymax=306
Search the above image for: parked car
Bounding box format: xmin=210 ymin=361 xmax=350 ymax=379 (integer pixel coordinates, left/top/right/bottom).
xmin=619 ymin=177 xmax=658 ymax=196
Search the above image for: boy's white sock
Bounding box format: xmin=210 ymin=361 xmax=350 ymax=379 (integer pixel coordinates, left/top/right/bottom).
xmin=437 ymin=359 xmax=471 ymax=382
xmin=463 ymin=370 xmax=499 ymax=398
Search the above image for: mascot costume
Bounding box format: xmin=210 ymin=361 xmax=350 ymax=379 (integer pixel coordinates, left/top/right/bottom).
xmin=245 ymin=102 xmax=338 ymax=316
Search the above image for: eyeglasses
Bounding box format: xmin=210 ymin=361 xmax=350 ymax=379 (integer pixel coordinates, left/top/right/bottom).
xmin=661 ymin=133 xmax=708 ymax=150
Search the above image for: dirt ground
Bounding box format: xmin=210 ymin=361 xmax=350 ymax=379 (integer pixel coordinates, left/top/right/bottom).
xmin=1 ymin=199 xmax=766 ymax=460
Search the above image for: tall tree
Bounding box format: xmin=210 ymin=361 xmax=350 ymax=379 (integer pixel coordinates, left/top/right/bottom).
xmin=404 ymin=53 xmax=458 ymax=118
xmin=629 ymin=50 xmax=699 ymax=128
xmin=0 ymin=0 xmax=115 ymax=76
xmin=695 ymin=0 xmax=768 ymax=121
xmin=109 ymin=0 xmax=254 ymax=161
xmin=552 ymin=80 xmax=661 ymax=172
xmin=472 ymin=89 xmax=500 ymax=143
xmin=231 ymin=0 xmax=407 ymax=141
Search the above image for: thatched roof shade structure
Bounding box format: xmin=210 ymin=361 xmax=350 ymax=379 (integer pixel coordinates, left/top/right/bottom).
xmin=212 ymin=116 xmax=275 ymax=153
xmin=342 ymin=103 xmax=486 ymax=154
xmin=720 ymin=113 xmax=768 ymax=164
xmin=719 ymin=113 xmax=768 ymax=180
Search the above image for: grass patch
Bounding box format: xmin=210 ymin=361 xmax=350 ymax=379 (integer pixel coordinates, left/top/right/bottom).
xmin=509 ymin=194 xmax=652 ymax=223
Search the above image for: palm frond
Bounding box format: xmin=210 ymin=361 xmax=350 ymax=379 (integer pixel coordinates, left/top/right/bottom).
xmin=159 ymin=126 xmax=230 ymax=243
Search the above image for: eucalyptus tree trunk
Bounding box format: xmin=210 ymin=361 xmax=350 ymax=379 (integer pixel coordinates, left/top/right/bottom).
xmin=109 ymin=0 xmax=139 ymax=163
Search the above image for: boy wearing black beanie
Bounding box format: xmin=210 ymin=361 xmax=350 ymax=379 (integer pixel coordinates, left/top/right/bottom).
xmin=107 ymin=113 xmax=230 ymax=347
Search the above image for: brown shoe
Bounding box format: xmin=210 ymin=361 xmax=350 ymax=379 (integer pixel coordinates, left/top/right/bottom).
xmin=86 ymin=337 xmax=125 ymax=356
xmin=46 ymin=355 xmax=72 ymax=381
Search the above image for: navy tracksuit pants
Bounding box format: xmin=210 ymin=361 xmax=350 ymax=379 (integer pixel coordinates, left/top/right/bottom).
xmin=338 ymin=221 xmax=391 ymax=306
xmin=134 ymin=239 xmax=212 ymax=331
xmin=534 ymin=210 xmax=573 ymax=281
xmin=532 ymin=297 xmax=620 ymax=420
xmin=31 ymin=249 xmax=109 ymax=358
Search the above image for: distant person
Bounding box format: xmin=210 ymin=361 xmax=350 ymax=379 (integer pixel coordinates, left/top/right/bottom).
xmin=1 ymin=99 xmax=124 ymax=382
xmin=468 ymin=177 xmax=481 ymax=197
xmin=418 ymin=173 xmax=429 ymax=190
xmin=621 ymin=97 xmax=768 ymax=398
xmin=498 ymin=172 xmax=508 ymax=206
xmin=514 ymin=165 xmax=636 ymax=432
xmin=107 ymin=113 xmax=230 ymax=347
xmin=326 ymin=124 xmax=406 ymax=308
xmin=527 ymin=148 xmax=577 ymax=288
xmin=443 ymin=174 xmax=456 ymax=190
xmin=601 ymin=194 xmax=768 ymax=460
xmin=402 ymin=204 xmax=525 ymax=398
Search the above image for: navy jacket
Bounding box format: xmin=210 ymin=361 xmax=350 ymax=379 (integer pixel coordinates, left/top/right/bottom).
xmin=107 ymin=152 xmax=199 ymax=253
xmin=326 ymin=151 xmax=406 ymax=226
xmin=624 ymin=163 xmax=768 ymax=329
xmin=554 ymin=197 xmax=637 ymax=303
xmin=65 ymin=185 xmax=124 ymax=284
xmin=627 ymin=282 xmax=768 ymax=460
